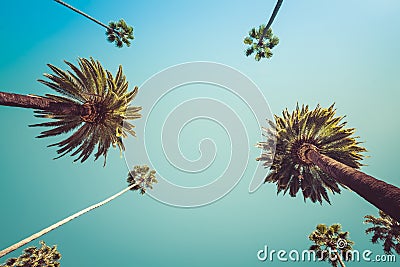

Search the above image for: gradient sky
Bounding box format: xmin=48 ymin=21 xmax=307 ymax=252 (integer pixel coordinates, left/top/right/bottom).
xmin=0 ymin=1 xmax=400 ymax=266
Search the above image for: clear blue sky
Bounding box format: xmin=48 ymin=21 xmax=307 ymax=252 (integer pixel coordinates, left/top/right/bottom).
xmin=0 ymin=1 xmax=399 ymax=266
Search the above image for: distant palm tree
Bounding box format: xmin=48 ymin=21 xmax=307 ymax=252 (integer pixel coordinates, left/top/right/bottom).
xmin=54 ymin=0 xmax=134 ymax=47
xmin=106 ymin=19 xmax=134 ymax=48
xmin=244 ymin=0 xmax=283 ymax=60
xmin=364 ymin=210 xmax=400 ymax=255
xmin=309 ymin=223 xmax=354 ymax=267
xmin=244 ymin=26 xmax=279 ymax=61
xmin=0 ymin=241 xmax=61 ymax=267
xmin=0 ymin=165 xmax=157 ymax=259
xmin=257 ymin=104 xmax=400 ymax=221
xmin=0 ymin=57 xmax=141 ymax=165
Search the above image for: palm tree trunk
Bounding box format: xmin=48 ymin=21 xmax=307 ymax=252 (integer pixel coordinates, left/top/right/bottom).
xmin=53 ymin=0 xmax=117 ymax=34
xmin=258 ymin=0 xmax=283 ymax=45
xmin=0 ymin=183 xmax=138 ymax=259
xmin=304 ymin=146 xmax=400 ymax=222
xmin=0 ymin=91 xmax=81 ymax=115
xmin=334 ymin=251 xmax=346 ymax=267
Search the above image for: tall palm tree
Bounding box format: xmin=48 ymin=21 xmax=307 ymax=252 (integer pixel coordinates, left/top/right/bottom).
xmin=53 ymin=0 xmax=134 ymax=47
xmin=1 ymin=241 xmax=61 ymax=267
xmin=309 ymin=223 xmax=354 ymax=267
xmin=256 ymin=104 xmax=400 ymax=221
xmin=0 ymin=57 xmax=141 ymax=165
xmin=244 ymin=0 xmax=283 ymax=60
xmin=364 ymin=210 xmax=400 ymax=255
xmin=0 ymin=165 xmax=157 ymax=259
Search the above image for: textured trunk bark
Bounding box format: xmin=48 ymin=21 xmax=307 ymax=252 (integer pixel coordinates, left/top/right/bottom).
xmin=0 ymin=91 xmax=82 ymax=115
xmin=334 ymin=251 xmax=346 ymax=267
xmin=305 ymin=148 xmax=400 ymax=222
xmin=0 ymin=183 xmax=138 ymax=259
xmin=258 ymin=0 xmax=283 ymax=45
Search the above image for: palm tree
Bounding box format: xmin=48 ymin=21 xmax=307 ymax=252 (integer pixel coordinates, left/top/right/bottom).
xmin=256 ymin=104 xmax=400 ymax=221
xmin=0 ymin=57 xmax=141 ymax=165
xmin=0 ymin=165 xmax=157 ymax=259
xmin=364 ymin=210 xmax=400 ymax=255
xmin=54 ymin=0 xmax=134 ymax=47
xmin=244 ymin=0 xmax=283 ymax=60
xmin=309 ymin=223 xmax=354 ymax=267
xmin=1 ymin=241 xmax=61 ymax=267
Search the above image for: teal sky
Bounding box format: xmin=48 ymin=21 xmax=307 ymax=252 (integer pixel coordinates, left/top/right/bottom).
xmin=1 ymin=0 xmax=400 ymax=266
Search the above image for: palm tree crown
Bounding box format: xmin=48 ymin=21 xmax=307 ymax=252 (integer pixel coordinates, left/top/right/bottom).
xmin=257 ymin=104 xmax=366 ymax=204
xmin=309 ymin=223 xmax=354 ymax=267
xmin=107 ymin=19 xmax=134 ymax=48
xmin=127 ymin=165 xmax=158 ymax=194
xmin=365 ymin=211 xmax=400 ymax=255
xmin=0 ymin=241 xmax=61 ymax=267
xmin=244 ymin=26 xmax=279 ymax=61
xmin=31 ymin=57 xmax=141 ymax=165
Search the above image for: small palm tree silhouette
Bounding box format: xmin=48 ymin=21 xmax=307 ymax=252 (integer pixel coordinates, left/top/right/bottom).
xmin=54 ymin=0 xmax=134 ymax=47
